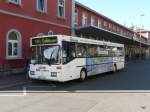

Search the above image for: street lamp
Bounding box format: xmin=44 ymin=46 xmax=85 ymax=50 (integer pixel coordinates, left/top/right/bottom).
xmin=139 ymin=14 xmax=145 ymax=59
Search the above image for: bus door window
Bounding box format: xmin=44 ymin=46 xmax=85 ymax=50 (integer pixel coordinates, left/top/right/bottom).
xmin=62 ymin=41 xmax=76 ymax=64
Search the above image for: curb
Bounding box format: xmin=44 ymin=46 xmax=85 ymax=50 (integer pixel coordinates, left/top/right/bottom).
xmin=0 ymin=74 xmax=25 ymax=79
xmin=0 ymin=81 xmax=31 ymax=90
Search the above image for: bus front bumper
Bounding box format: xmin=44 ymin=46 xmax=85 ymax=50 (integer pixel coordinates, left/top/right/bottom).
xmin=28 ymin=71 xmax=64 ymax=82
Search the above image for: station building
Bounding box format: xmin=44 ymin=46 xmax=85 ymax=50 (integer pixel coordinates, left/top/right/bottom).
xmin=0 ymin=0 xmax=149 ymax=74
xmin=74 ymin=2 xmax=150 ymax=60
xmin=0 ymin=0 xmax=73 ymax=74
xmin=139 ymin=31 xmax=150 ymax=43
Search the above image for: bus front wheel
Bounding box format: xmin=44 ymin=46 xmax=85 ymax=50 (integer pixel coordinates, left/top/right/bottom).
xmin=80 ymin=69 xmax=87 ymax=81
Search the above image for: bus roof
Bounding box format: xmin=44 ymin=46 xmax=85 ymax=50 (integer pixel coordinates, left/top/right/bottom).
xmin=31 ymin=35 xmax=124 ymax=47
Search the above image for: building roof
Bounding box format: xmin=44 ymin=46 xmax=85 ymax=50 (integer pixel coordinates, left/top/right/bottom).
xmin=75 ymin=26 xmax=150 ymax=47
xmin=140 ymin=31 xmax=150 ymax=33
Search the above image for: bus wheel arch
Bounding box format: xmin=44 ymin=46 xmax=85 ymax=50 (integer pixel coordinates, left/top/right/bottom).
xmin=113 ymin=64 xmax=117 ymax=72
xmin=80 ymin=68 xmax=87 ymax=81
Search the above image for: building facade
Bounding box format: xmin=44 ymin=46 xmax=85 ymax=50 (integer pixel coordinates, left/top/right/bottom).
xmin=0 ymin=0 xmax=73 ymax=74
xmin=138 ymin=31 xmax=150 ymax=58
xmin=74 ymin=2 xmax=150 ymax=60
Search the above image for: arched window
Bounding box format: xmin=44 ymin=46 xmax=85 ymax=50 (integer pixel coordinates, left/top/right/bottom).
xmin=48 ymin=30 xmax=53 ymax=35
xmin=7 ymin=29 xmax=22 ymax=59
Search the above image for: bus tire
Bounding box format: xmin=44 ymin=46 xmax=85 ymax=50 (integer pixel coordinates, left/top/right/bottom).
xmin=113 ymin=64 xmax=117 ymax=72
xmin=80 ymin=69 xmax=87 ymax=81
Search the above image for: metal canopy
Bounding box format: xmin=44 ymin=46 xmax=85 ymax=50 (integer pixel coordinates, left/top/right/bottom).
xmin=75 ymin=26 xmax=150 ymax=47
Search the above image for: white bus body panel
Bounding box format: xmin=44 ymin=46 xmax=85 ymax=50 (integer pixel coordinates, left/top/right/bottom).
xmin=29 ymin=64 xmax=63 ymax=82
xmin=29 ymin=57 xmax=125 ymax=82
xmin=61 ymin=58 xmax=85 ymax=81
xmin=113 ymin=57 xmax=125 ymax=70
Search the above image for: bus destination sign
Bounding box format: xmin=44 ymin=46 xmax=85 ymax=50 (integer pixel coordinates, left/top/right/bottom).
xmin=32 ymin=36 xmax=58 ymax=45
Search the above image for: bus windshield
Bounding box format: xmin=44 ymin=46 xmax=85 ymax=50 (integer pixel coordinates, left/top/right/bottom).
xmin=30 ymin=45 xmax=60 ymax=65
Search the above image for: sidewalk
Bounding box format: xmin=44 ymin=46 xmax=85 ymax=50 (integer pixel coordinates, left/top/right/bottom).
xmin=0 ymin=73 xmax=28 ymax=89
xmin=0 ymin=92 xmax=150 ymax=112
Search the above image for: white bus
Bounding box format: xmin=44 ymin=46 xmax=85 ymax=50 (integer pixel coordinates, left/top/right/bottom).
xmin=29 ymin=35 xmax=125 ymax=82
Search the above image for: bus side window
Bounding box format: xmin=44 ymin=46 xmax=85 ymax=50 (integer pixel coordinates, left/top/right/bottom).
xmin=76 ymin=43 xmax=87 ymax=58
xmin=87 ymin=44 xmax=98 ymax=57
xmin=117 ymin=47 xmax=124 ymax=56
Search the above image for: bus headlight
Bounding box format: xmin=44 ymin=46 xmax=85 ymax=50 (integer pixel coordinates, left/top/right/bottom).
xmin=51 ymin=72 xmax=57 ymax=77
xmin=56 ymin=66 xmax=62 ymax=70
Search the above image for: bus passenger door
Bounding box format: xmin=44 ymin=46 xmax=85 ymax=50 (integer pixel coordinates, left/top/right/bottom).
xmin=62 ymin=41 xmax=79 ymax=80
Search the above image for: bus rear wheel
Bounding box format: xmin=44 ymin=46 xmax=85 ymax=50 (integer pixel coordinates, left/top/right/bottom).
xmin=113 ymin=64 xmax=117 ymax=72
xmin=80 ymin=69 xmax=87 ymax=81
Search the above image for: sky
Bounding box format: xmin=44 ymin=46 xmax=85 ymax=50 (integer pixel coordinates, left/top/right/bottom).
xmin=76 ymin=0 xmax=150 ymax=30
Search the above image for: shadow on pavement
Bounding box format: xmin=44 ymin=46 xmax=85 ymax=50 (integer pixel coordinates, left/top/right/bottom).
xmin=0 ymin=60 xmax=150 ymax=92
